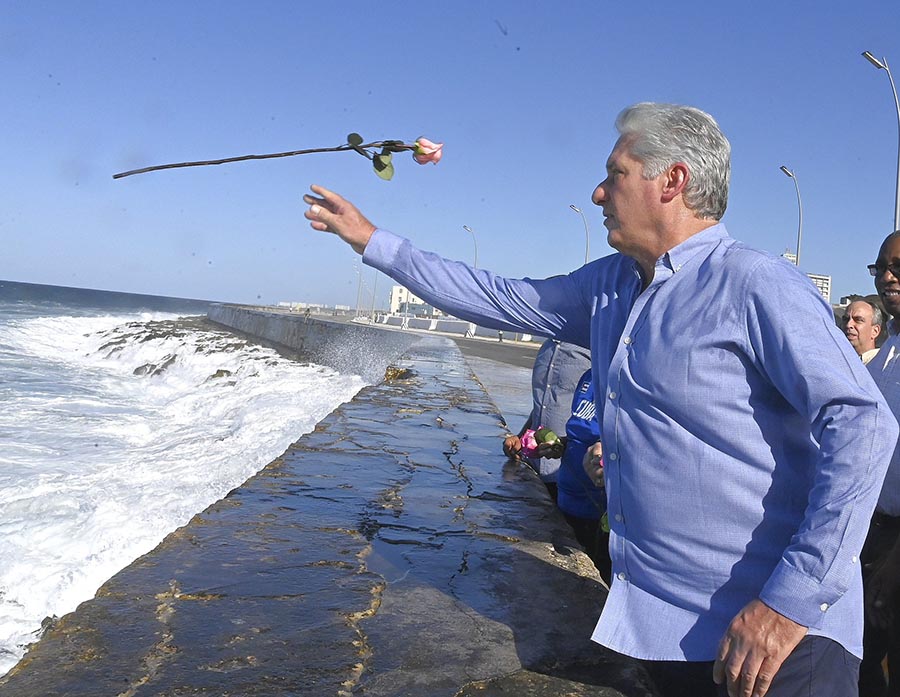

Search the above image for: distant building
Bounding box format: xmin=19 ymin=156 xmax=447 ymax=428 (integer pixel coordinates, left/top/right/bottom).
xmin=778 ymin=251 xmax=830 ymax=303
xmin=276 ymin=301 xmax=339 ymax=313
xmin=389 ymin=285 xmax=441 ymax=317
xmin=807 ymin=273 xmax=832 ymax=304
xmin=781 ymin=250 xmax=798 ymax=265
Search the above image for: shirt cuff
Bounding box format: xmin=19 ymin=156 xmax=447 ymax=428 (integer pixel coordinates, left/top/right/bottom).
xmin=759 ymin=560 xmax=846 ymax=629
xmin=362 ymin=228 xmax=402 ymax=273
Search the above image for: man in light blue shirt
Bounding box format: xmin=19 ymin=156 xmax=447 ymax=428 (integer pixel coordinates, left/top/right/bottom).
xmin=303 ymin=103 xmax=898 ymax=697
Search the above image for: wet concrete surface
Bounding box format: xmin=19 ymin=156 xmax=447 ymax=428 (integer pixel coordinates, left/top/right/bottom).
xmin=0 ymin=328 xmax=653 ymax=696
xmin=463 ymin=356 xmax=533 ymax=434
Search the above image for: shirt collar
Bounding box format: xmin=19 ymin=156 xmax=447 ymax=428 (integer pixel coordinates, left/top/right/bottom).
xmin=661 ymin=222 xmax=729 ymax=273
xmin=628 ymin=222 xmax=729 ymax=281
xmin=889 ymin=318 xmax=900 ymax=336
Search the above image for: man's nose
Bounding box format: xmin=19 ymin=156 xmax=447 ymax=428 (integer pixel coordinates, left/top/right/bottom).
xmin=592 ymin=182 xmax=607 ymax=206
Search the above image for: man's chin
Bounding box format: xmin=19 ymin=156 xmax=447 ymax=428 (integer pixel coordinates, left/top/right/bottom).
xmin=606 ymin=229 xmax=623 ymax=252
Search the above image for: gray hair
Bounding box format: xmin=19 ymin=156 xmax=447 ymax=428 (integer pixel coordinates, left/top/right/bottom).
xmin=846 ymin=299 xmax=885 ymax=329
xmin=861 ymin=300 xmax=885 ymax=329
xmin=615 ymin=103 xmax=731 ymax=221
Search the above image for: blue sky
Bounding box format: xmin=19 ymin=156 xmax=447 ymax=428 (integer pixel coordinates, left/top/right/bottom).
xmin=2 ymin=1 xmax=899 ymax=307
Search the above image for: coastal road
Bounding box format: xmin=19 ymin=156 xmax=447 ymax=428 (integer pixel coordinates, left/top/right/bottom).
xmin=322 ymin=310 xmax=543 ymax=370
xmin=450 ymin=335 xmax=541 ymax=369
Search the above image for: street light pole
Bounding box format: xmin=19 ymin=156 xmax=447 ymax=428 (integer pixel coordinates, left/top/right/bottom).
xmin=569 ymin=204 xmax=590 ymax=265
xmin=779 ymin=166 xmax=803 ymax=267
xmin=862 ymin=51 xmax=900 ymax=231
xmin=462 ymin=225 xmax=479 ymax=268
xmin=354 ymin=264 xmax=363 ymax=317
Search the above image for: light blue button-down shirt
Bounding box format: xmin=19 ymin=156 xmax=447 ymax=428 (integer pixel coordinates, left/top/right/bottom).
xmin=868 ymin=328 xmax=900 ymax=515
xmin=363 ymin=223 xmax=898 ymax=660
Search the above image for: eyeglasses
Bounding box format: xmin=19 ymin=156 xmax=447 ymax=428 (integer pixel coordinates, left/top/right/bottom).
xmin=868 ymin=262 xmax=900 ymax=278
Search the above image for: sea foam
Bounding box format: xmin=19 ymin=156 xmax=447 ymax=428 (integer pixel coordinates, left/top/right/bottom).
xmin=0 ymin=311 xmax=367 ymax=674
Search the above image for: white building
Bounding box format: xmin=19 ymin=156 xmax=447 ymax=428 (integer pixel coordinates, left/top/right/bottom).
xmin=778 ymin=252 xmax=831 ymax=304
xmin=389 ymin=285 xmax=441 ymax=316
xmin=807 ymin=273 xmax=832 ymax=304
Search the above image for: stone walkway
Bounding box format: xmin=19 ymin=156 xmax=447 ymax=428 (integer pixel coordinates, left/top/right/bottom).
xmin=0 ymin=326 xmax=653 ymax=696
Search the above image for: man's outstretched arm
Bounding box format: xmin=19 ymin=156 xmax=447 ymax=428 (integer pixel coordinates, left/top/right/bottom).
xmin=303 ymin=185 xmax=375 ymax=255
xmin=301 ymin=183 xmax=596 ymax=347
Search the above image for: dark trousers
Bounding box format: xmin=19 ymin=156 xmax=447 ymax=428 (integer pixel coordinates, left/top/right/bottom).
xmin=641 ymin=636 xmax=859 ymax=697
xmin=562 ymin=511 xmax=611 ymax=585
xmin=860 ymin=515 xmax=900 ymax=697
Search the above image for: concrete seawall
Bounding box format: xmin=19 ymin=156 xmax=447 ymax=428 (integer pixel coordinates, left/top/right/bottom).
xmin=205 ymin=304 xmax=424 ymax=383
xmin=0 ymin=306 xmax=650 ymax=696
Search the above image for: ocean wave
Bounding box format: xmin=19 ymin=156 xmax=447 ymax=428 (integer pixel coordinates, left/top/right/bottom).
xmin=0 ymin=310 xmax=368 ymax=675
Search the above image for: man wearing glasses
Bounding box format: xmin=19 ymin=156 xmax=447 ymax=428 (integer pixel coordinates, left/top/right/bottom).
xmin=862 ymin=232 xmax=900 ymax=695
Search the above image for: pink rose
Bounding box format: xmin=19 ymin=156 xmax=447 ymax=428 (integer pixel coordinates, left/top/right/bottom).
xmin=520 ymin=428 xmax=540 ymax=458
xmin=413 ymin=137 xmax=443 ymax=165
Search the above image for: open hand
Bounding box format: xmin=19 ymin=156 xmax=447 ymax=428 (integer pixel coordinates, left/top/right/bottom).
xmin=303 ymin=185 xmax=376 ymax=255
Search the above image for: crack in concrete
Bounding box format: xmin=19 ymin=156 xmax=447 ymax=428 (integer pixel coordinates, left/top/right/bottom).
xmin=114 ymin=579 xmax=180 ymax=697
xmin=338 ymin=545 xmax=386 ymax=697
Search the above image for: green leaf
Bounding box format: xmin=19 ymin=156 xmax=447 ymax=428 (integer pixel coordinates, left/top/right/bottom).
xmin=373 ymin=155 xmax=395 ymax=180
xmin=378 ymin=148 xmax=393 ymax=161
xmin=347 ymin=133 xmax=363 ymax=146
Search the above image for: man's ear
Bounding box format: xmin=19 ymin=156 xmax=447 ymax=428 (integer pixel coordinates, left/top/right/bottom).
xmin=874 ymin=324 xmax=883 ymax=340
xmin=660 ymin=162 xmax=689 ymax=203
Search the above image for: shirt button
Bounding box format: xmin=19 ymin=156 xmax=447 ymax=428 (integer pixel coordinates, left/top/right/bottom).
xmin=609 ymin=453 xmax=618 ymax=461
xmin=820 ymin=603 xmax=829 ymax=612
xmin=614 ymin=514 xmax=623 ymax=522
xmin=623 ymin=336 xmax=632 ymax=345
xmin=609 ymin=391 xmax=617 ymax=400
xmin=617 ymin=572 xmax=627 ymax=582
xmin=852 ymin=555 xmax=858 ymax=564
